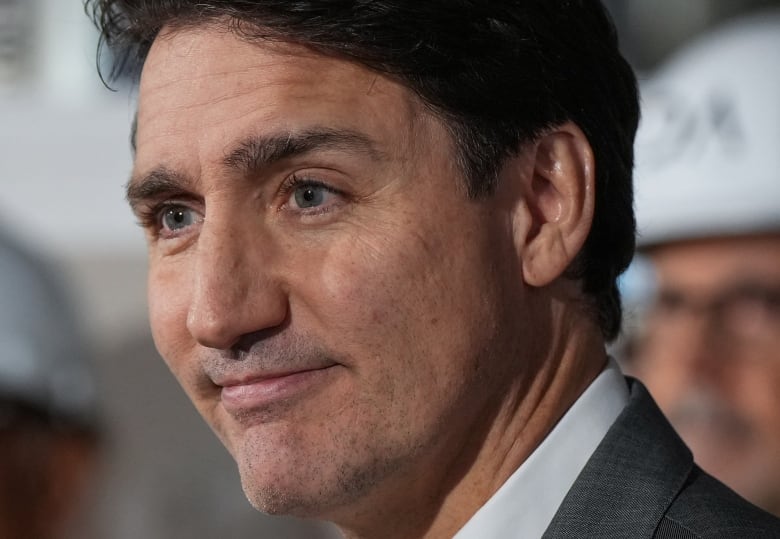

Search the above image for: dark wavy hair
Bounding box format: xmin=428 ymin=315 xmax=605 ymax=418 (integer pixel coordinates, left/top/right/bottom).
xmin=85 ymin=0 xmax=638 ymax=341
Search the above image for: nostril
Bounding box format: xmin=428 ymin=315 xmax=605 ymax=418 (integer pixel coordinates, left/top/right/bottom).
xmin=186 ymin=275 xmax=290 ymax=351
xmin=231 ymin=323 xmax=291 ymax=357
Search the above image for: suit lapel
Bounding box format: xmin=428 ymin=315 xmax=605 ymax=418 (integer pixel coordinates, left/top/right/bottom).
xmin=543 ymin=378 xmax=693 ymax=538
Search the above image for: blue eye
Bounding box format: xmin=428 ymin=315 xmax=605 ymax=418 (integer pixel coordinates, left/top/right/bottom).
xmin=293 ymin=185 xmax=328 ymax=208
xmin=161 ymin=206 xmax=197 ymax=232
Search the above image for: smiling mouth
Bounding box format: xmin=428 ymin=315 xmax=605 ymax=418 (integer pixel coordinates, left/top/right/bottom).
xmin=219 ymin=365 xmax=339 ymax=417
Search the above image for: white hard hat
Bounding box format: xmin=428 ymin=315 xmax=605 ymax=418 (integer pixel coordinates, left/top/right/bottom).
xmin=633 ymin=11 xmax=780 ymax=248
xmin=0 ymin=229 xmax=98 ymax=427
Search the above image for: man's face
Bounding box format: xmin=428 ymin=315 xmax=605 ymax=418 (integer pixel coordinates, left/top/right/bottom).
xmin=631 ymin=234 xmax=780 ymax=511
xmin=132 ymin=26 xmax=531 ymax=520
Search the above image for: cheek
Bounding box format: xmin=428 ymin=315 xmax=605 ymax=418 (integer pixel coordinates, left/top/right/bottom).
xmin=308 ymin=224 xmax=495 ymax=391
xmin=147 ymin=260 xmax=193 ymax=372
xmin=146 ymin=261 xmax=223 ymax=433
xmin=733 ymin=363 xmax=780 ymax=431
xmin=315 ymin=231 xmax=400 ymax=310
xmin=315 ymin=231 xmax=441 ymax=341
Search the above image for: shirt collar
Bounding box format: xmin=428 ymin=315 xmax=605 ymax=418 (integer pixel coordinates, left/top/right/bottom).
xmin=453 ymin=357 xmax=629 ymax=539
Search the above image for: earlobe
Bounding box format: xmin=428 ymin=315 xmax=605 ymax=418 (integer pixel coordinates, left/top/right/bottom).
xmin=519 ymin=121 xmax=595 ymax=287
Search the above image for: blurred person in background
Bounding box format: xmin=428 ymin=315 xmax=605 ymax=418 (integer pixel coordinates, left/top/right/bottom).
xmin=623 ymin=12 xmax=780 ymax=517
xmin=0 ymin=229 xmax=101 ymax=538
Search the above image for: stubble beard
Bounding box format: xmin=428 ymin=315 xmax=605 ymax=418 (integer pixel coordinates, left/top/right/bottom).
xmin=233 ymin=416 xmax=426 ymax=522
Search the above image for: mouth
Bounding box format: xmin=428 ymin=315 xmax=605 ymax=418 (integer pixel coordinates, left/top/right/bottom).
xmin=218 ymin=364 xmax=339 ymax=417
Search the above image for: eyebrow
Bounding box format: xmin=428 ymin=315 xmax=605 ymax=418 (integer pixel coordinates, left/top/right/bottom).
xmin=126 ymin=127 xmax=384 ymax=211
xmin=221 ymin=128 xmax=384 ymax=174
xmin=126 ymin=166 xmax=192 ymax=214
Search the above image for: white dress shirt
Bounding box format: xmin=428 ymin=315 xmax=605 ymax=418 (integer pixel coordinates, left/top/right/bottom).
xmin=453 ymin=358 xmax=629 ymax=539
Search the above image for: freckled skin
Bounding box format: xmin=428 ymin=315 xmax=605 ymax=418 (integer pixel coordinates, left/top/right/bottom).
xmin=133 ymin=25 xmax=599 ymax=538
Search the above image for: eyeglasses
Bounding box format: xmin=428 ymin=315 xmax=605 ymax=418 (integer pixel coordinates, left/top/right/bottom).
xmin=647 ymin=281 xmax=780 ymax=346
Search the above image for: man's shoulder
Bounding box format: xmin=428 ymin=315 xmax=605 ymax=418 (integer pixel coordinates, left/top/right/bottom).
xmin=658 ymin=466 xmax=780 ymax=538
xmin=544 ymin=377 xmax=780 ymax=538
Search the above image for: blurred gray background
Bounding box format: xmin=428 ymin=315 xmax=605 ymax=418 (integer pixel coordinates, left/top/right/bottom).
xmin=0 ymin=1 xmax=777 ymax=537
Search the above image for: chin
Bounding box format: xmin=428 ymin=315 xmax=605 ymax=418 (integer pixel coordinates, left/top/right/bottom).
xmin=231 ymin=433 xmax=337 ymax=518
xmin=242 ymin=480 xmax=318 ymax=517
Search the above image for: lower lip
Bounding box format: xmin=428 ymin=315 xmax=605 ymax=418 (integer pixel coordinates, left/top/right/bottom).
xmin=220 ymin=367 xmax=336 ymax=415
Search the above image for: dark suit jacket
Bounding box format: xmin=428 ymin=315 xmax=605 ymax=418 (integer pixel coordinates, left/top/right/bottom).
xmin=543 ymin=378 xmax=780 ymax=538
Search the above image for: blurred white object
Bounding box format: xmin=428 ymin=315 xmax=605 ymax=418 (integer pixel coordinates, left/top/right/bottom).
xmin=0 ymin=0 xmax=140 ymax=258
xmin=633 ymin=11 xmax=780 ymax=247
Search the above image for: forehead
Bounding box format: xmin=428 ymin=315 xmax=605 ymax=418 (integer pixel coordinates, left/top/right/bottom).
xmin=135 ymin=24 xmax=423 ymax=164
xmin=140 ymin=23 xmax=378 ymax=92
xmin=649 ymin=234 xmax=780 ymax=291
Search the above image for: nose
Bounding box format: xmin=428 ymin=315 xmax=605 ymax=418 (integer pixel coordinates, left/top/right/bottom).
xmin=186 ymin=220 xmax=288 ymax=350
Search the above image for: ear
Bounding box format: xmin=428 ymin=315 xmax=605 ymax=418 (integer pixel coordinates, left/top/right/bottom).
xmin=513 ymin=121 xmax=595 ymax=287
